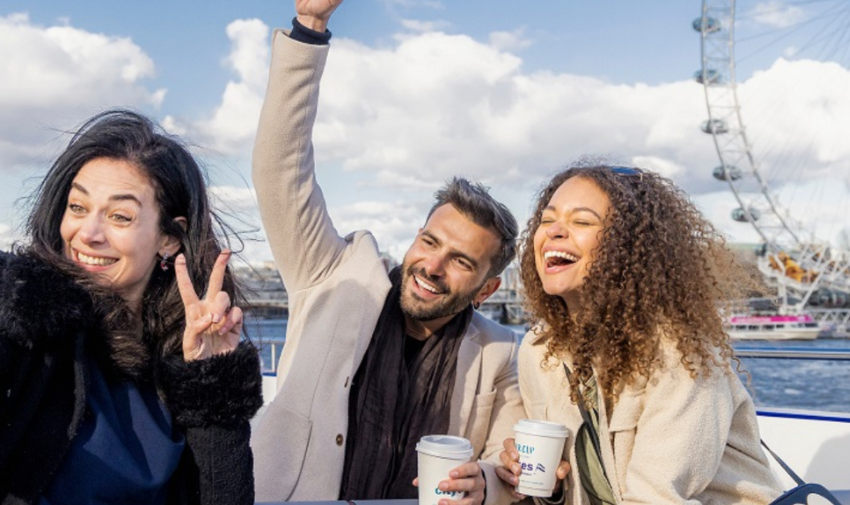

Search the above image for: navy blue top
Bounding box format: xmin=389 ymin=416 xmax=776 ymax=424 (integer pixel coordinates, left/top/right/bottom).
xmin=39 ymin=359 xmax=185 ymax=505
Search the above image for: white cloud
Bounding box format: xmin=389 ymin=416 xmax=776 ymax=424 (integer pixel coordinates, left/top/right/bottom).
xmin=329 ymin=200 xmax=428 ymax=261
xmin=750 ymin=1 xmax=806 ymax=28
xmin=204 ymin=185 xmax=424 ymax=263
xmin=4 ymin=14 xmax=845 ymax=261
xmin=488 ymin=29 xmax=532 ymax=52
xmin=0 ymin=13 xmax=165 ymax=170
xmin=631 ymin=155 xmax=682 ymax=178
xmin=400 ymin=19 xmax=449 ymax=33
xmin=187 ymin=19 xmax=849 ymax=255
xmin=166 ymin=19 xmax=269 ymax=157
xmin=740 ymin=59 xmax=850 ymax=169
xmin=0 ymin=223 xmax=13 ymax=250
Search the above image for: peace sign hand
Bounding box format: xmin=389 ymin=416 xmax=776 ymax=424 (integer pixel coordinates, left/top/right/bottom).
xmin=176 ymin=250 xmax=243 ymax=362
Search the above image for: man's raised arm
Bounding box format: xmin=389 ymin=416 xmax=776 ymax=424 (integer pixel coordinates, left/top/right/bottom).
xmin=252 ymin=0 xmax=345 ymax=291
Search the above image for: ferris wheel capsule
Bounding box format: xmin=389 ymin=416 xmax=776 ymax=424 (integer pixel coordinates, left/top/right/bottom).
xmin=732 ymin=207 xmax=761 ymax=222
xmin=692 ymin=16 xmax=720 ymax=34
xmin=694 ymin=69 xmax=722 ymax=85
xmin=712 ymin=165 xmax=743 ymax=181
xmin=701 ymin=119 xmax=728 ymax=134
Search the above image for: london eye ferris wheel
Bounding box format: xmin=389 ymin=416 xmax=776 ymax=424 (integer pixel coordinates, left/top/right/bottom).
xmin=694 ymin=0 xmax=850 ymax=312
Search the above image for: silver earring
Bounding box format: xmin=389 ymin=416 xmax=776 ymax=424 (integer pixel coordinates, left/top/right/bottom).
xmin=160 ymin=252 xmax=171 ymax=271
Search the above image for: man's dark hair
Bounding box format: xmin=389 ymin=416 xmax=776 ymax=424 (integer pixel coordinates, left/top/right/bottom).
xmin=427 ymin=177 xmax=518 ymax=277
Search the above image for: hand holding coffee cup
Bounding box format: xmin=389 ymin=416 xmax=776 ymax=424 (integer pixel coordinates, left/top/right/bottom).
xmin=497 ymin=438 xmax=571 ymax=499
xmin=416 ymin=435 xmax=479 ymax=505
xmin=497 ymin=420 xmax=569 ymax=498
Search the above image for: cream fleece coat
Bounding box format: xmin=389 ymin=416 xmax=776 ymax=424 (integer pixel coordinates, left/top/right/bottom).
xmin=519 ymin=329 xmax=782 ymax=505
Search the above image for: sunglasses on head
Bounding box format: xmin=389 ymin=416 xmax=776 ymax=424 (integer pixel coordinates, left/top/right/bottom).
xmin=608 ymin=166 xmax=641 ymax=176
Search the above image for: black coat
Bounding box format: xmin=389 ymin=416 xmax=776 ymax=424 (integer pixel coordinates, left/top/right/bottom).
xmin=0 ymin=251 xmax=263 ymax=505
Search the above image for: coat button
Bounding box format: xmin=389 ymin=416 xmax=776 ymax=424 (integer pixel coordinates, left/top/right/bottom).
xmin=336 ymin=434 xmax=344 ymax=446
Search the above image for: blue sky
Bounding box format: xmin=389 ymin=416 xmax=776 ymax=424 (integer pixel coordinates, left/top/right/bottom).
xmin=4 ymin=0 xmax=700 ymax=114
xmin=1 ymin=0 xmax=848 ymax=263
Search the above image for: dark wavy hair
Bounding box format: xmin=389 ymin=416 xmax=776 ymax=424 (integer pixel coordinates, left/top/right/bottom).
xmin=520 ymin=163 xmax=749 ymax=403
xmin=24 ymin=110 xmax=241 ymax=378
xmin=428 ymin=177 xmax=518 ymax=277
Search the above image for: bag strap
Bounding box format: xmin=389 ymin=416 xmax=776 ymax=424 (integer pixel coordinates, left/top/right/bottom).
xmin=563 ymin=364 xmax=604 ymax=459
xmin=760 ymin=439 xmax=805 ymax=487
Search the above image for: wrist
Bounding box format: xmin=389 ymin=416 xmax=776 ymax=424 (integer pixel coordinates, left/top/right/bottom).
xmin=291 ymin=16 xmax=333 ymax=45
xmin=296 ymin=14 xmax=328 ymax=33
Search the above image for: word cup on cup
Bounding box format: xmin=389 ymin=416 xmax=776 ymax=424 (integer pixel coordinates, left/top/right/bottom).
xmin=416 ymin=435 xmax=474 ymax=505
xmin=513 ymin=419 xmax=569 ymax=497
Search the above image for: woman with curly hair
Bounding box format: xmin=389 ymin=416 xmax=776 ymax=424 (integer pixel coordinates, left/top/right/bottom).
xmin=497 ymin=164 xmax=782 ymax=504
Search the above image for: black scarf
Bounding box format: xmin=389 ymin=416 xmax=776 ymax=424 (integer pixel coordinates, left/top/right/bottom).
xmin=339 ymin=267 xmax=473 ymax=500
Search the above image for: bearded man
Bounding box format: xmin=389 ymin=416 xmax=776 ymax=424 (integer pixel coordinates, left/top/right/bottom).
xmin=251 ymin=2 xmax=524 ymax=504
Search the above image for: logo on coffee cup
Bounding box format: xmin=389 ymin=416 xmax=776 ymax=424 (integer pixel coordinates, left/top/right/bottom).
xmin=520 ymin=461 xmax=547 ymax=474
xmin=515 ymin=443 xmax=536 ymax=455
xmin=435 ymin=488 xmax=460 ymax=498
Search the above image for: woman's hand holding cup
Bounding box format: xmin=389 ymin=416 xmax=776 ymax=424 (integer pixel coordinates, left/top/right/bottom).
xmin=496 ymin=437 xmax=527 ymax=501
xmin=497 ymin=421 xmax=572 ymax=500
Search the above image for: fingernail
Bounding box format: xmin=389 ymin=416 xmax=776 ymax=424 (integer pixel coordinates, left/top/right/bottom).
xmin=512 ymin=464 xmax=520 ymax=473
xmin=439 ymin=482 xmax=448 ymax=491
xmin=176 ymin=254 xmax=186 ymax=264
xmin=449 ymin=471 xmax=458 ymax=478
xmin=212 ymin=314 xmax=221 ymax=323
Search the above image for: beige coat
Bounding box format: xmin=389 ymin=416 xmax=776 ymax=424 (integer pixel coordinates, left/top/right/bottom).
xmin=250 ymin=30 xmax=525 ymax=505
xmin=519 ymin=329 xmax=783 ymax=505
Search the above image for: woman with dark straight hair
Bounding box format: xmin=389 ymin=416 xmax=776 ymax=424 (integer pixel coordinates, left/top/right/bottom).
xmin=0 ymin=110 xmax=262 ymax=505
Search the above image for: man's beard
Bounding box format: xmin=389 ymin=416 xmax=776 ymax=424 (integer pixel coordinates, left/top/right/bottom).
xmin=399 ymin=264 xmax=481 ymax=322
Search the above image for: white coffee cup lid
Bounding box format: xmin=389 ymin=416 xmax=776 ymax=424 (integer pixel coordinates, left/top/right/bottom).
xmin=514 ymin=419 xmax=568 ymax=438
xmin=416 ymin=435 xmax=474 ymax=459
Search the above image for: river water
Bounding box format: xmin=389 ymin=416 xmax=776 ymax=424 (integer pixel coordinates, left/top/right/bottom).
xmin=245 ymin=317 xmax=850 ymax=414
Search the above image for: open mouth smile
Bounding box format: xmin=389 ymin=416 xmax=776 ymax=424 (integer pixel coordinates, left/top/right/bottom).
xmin=413 ymin=275 xmax=446 ymax=296
xmin=74 ymin=249 xmax=118 ymax=268
xmin=544 ymin=250 xmax=579 ymax=270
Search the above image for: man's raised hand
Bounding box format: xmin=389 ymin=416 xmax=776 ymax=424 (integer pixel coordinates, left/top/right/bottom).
xmin=295 ymin=0 xmax=344 ymax=32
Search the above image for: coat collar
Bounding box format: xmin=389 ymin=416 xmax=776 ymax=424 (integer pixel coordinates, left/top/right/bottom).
xmin=448 ymin=312 xmax=485 ymax=436
xmin=523 ymin=322 xmax=548 ymax=345
xmin=0 ymin=251 xmax=96 ymax=349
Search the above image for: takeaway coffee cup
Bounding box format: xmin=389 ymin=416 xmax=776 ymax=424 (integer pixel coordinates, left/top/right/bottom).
xmin=513 ymin=419 xmax=569 ymax=497
xmin=416 ymin=435 xmax=474 ymax=505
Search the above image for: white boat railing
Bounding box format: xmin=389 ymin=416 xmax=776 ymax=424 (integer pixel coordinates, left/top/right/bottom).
xmin=254 ymin=346 xmax=850 ymax=503
xmin=735 ymin=348 xmax=850 ymax=360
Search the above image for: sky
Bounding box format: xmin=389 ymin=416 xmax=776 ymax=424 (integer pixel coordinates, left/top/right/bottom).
xmin=1 ymin=0 xmax=848 ymax=264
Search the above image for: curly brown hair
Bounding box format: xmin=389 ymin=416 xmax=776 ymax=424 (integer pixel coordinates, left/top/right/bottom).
xmin=520 ymin=163 xmax=749 ymax=404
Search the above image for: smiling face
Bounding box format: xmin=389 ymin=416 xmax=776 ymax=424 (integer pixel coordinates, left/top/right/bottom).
xmin=533 ymin=176 xmax=611 ymax=310
xmin=400 ymin=203 xmax=501 ymax=333
xmin=60 ymin=157 xmax=179 ymax=307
